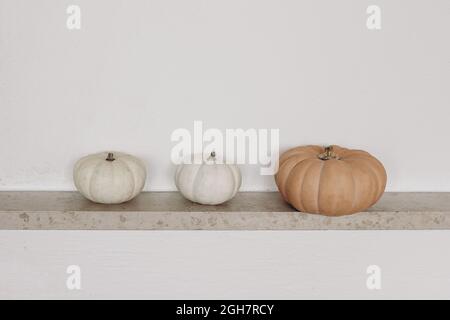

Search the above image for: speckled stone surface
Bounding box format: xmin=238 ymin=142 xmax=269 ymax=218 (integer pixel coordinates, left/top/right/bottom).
xmin=0 ymin=192 xmax=449 ymax=230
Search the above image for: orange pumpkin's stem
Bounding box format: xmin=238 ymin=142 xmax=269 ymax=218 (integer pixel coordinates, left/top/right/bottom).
xmin=318 ymin=146 xmax=339 ymax=160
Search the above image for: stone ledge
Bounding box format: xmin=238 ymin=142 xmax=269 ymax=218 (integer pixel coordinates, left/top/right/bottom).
xmin=0 ymin=192 xmax=449 ymax=230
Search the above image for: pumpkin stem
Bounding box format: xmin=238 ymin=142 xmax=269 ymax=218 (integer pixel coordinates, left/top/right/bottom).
xmin=207 ymin=151 xmax=217 ymax=163
xmin=106 ymin=153 xmax=116 ymax=162
xmin=318 ymin=146 xmax=340 ymax=160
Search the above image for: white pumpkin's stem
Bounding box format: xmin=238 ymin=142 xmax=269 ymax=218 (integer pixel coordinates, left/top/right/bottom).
xmin=318 ymin=146 xmax=339 ymax=160
xmin=106 ymin=153 xmax=116 ymax=162
xmin=208 ymin=151 xmax=216 ymax=162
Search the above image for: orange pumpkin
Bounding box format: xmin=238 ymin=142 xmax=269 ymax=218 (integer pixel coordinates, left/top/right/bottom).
xmin=275 ymin=145 xmax=387 ymax=216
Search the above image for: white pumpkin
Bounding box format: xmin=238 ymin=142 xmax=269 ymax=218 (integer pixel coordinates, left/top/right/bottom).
xmin=175 ymin=152 xmax=241 ymax=205
xmin=73 ymin=152 xmax=147 ymax=204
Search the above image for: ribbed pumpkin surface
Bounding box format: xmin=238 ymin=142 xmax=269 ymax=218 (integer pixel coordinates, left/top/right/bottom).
xmin=275 ymin=145 xmax=387 ymax=216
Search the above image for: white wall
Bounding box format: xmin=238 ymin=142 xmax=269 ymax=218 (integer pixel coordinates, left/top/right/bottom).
xmin=1 ymin=0 xmax=449 ymax=192
xmin=1 ymin=230 xmax=450 ymax=299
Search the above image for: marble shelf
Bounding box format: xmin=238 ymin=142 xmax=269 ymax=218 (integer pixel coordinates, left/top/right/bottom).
xmin=0 ymin=192 xmax=449 ymax=230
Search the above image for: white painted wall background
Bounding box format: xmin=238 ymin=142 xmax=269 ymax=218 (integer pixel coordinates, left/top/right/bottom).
xmin=0 ymin=0 xmax=449 ymax=191
xmin=1 ymin=231 xmax=450 ymax=299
